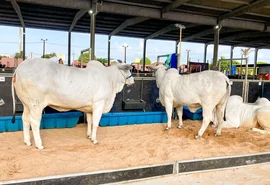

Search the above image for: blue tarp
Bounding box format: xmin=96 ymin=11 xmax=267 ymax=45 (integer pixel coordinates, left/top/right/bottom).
xmin=164 ymin=53 xmax=178 ymax=69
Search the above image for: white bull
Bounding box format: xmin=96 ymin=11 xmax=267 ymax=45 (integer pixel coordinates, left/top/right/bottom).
xmin=252 ymin=97 xmax=270 ymax=106
xmin=213 ymin=95 xmax=270 ymax=134
xmin=149 ymin=65 xmax=231 ymax=138
xmin=11 ymin=59 xmax=134 ymax=149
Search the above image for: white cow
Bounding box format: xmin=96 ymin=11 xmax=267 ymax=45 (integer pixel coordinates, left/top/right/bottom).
xmin=11 ymin=58 xmax=134 ymax=149
xmin=149 ymin=65 xmax=231 ymax=138
xmin=252 ymin=97 xmax=270 ymax=106
xmin=212 ymin=95 xmax=270 ymax=134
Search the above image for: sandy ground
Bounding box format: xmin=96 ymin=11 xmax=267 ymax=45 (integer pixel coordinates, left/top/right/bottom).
xmin=0 ymin=120 xmax=270 ymax=182
xmin=114 ymin=163 xmax=270 ymax=185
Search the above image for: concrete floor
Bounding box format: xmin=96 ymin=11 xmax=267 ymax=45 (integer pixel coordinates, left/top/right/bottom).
xmin=107 ymin=163 xmax=270 ymax=185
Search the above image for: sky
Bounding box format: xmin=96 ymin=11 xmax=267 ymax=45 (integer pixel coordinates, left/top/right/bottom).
xmin=0 ymin=25 xmax=269 ymax=65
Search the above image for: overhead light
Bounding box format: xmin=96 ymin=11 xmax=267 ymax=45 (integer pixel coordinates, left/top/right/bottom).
xmin=88 ymin=9 xmax=93 ymax=14
xmin=215 ymin=25 xmax=219 ymax=29
xmin=175 ymin=23 xmax=186 ymax=29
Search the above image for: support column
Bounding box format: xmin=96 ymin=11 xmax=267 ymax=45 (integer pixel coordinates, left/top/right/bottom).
xmin=253 ymin=48 xmax=259 ymax=80
xmin=68 ymin=31 xmax=71 ymax=66
xmin=175 ymin=41 xmax=179 ymax=54
xmin=203 ymin=44 xmax=208 ymax=63
xmin=142 ymin=39 xmax=147 ymax=72
xmin=213 ymin=24 xmax=222 ymax=69
xmin=22 ymin=27 xmax=25 ymax=60
xmin=90 ymin=11 xmax=96 ymax=60
xmin=229 ymin=46 xmax=234 ymax=75
xmin=108 ymin=36 xmax=111 ymax=66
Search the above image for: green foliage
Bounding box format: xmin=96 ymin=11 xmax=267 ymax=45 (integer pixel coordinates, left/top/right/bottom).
xmin=257 ymin=61 xmax=268 ymax=64
xmin=140 ymin=57 xmax=151 ymax=65
xmin=14 ymin=51 xmax=25 ymax=59
xmin=78 ymin=52 xmax=97 ymax=63
xmin=42 ymin=52 xmax=57 ymax=59
xmin=209 ymin=56 xmax=240 ymax=71
xmin=96 ymin=58 xmax=108 ymax=64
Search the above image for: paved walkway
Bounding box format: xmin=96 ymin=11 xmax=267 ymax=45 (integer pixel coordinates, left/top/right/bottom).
xmin=107 ymin=163 xmax=270 ymax=185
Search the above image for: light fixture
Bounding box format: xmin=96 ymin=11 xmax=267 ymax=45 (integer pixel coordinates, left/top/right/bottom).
xmin=215 ymin=25 xmax=219 ymax=29
xmin=175 ymin=23 xmax=186 ymax=29
xmin=88 ymin=9 xmax=93 ymax=14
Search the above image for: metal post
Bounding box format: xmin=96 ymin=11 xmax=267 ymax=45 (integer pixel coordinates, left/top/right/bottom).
xmin=22 ymin=27 xmax=25 ymax=60
xmin=177 ymin=28 xmax=182 ymax=70
xmin=203 ymin=44 xmax=208 ymax=63
xmin=175 ymin=41 xmax=178 ymax=54
xmin=240 ymin=54 xmax=243 ymax=79
xmin=213 ymin=24 xmax=222 ymax=69
xmin=143 ymin=39 xmax=147 ymax=72
xmin=41 ymin=38 xmax=47 ymax=58
xmin=186 ymin=49 xmax=190 ymax=71
xmin=244 ymin=58 xmax=249 ymax=103
xmin=229 ymin=46 xmax=234 ymax=75
xmin=90 ymin=12 xmax=96 ymax=60
xmin=108 ymin=35 xmax=111 ymax=66
xmin=253 ymin=48 xmax=259 ymax=80
xmin=68 ymin=31 xmax=71 ymax=66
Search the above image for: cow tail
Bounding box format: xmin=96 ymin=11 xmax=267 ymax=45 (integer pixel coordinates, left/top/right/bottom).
xmin=223 ymin=77 xmax=231 ymax=121
xmin=11 ymin=73 xmax=16 ymax=123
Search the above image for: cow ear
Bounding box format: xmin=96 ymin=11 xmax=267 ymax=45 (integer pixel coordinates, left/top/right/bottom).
xmin=117 ymin=64 xmax=132 ymax=71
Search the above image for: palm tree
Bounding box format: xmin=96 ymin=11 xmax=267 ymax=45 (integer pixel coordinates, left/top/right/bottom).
xmin=240 ymin=48 xmax=253 ymax=58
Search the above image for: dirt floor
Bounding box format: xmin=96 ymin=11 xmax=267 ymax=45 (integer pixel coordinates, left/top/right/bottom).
xmin=0 ymin=120 xmax=269 ymax=182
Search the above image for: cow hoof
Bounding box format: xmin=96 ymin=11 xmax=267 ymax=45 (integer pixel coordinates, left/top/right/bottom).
xmin=87 ymin=135 xmax=91 ymax=139
xmin=215 ymin=133 xmax=221 ymax=137
xmin=177 ymin=126 xmax=183 ymax=129
xmin=36 ymin=146 xmax=44 ymax=150
xmin=164 ymin=127 xmax=170 ymax=131
xmin=25 ymin=142 xmax=32 ymax=146
xmin=195 ymin=134 xmax=201 ymax=139
xmin=93 ymin=140 xmax=98 ymax=145
xmin=211 ymin=124 xmax=217 ymax=128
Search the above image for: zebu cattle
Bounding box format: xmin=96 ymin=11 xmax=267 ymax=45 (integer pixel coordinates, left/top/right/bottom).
xmin=11 ymin=59 xmax=134 ymax=149
xmin=212 ymin=95 xmax=270 ymax=134
xmin=253 ymin=97 xmax=270 ymax=106
xmin=149 ymin=65 xmax=231 ymax=138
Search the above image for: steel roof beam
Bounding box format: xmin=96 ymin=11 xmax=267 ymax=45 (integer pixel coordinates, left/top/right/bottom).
xmin=109 ymin=17 xmax=149 ymax=36
xmin=207 ymin=31 xmax=270 ymax=44
xmin=10 ymin=0 xmax=25 ymax=28
xmin=183 ymin=28 xmax=213 ymax=41
xmin=162 ymin=0 xmax=190 ymax=13
xmin=219 ymin=0 xmax=270 ymax=21
xmin=145 ymin=24 xmax=178 ymax=40
xmin=233 ymin=37 xmax=270 ymax=47
xmin=11 ymin=0 xmax=270 ymax=32
xmin=69 ymin=9 xmax=88 ymax=32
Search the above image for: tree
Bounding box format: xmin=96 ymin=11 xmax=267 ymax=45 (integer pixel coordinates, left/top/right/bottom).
xmin=140 ymin=57 xmax=151 ymax=65
xmin=42 ymin=52 xmax=57 ymax=59
xmin=96 ymin=58 xmax=108 ymax=64
xmin=241 ymin=48 xmax=253 ymax=58
xmin=14 ymin=51 xmax=25 ymax=59
xmin=257 ymin=61 xmax=268 ymax=64
xmin=0 ymin=55 xmax=8 ymax=60
xmin=78 ymin=52 xmax=96 ymax=63
xmin=210 ymin=56 xmax=240 ymax=72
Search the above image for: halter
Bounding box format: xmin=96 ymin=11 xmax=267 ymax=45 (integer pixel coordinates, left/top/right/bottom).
xmin=119 ymin=69 xmax=133 ymax=84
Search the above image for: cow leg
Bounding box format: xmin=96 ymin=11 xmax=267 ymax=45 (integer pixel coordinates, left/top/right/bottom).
xmin=250 ymin=128 xmax=270 ymax=134
xmin=215 ymin=103 xmax=226 ymax=137
xmin=250 ymin=112 xmax=270 ymax=134
xmin=22 ymin=105 xmax=31 ymax=146
xmin=91 ymin=102 xmax=105 ymax=144
xmin=164 ymin=99 xmax=173 ymax=130
xmin=176 ymin=106 xmax=183 ymax=129
xmin=195 ymin=105 xmax=213 ymax=139
xmin=30 ymin=109 xmax=44 ymax=149
xmin=86 ymin=113 xmax=92 ymax=139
